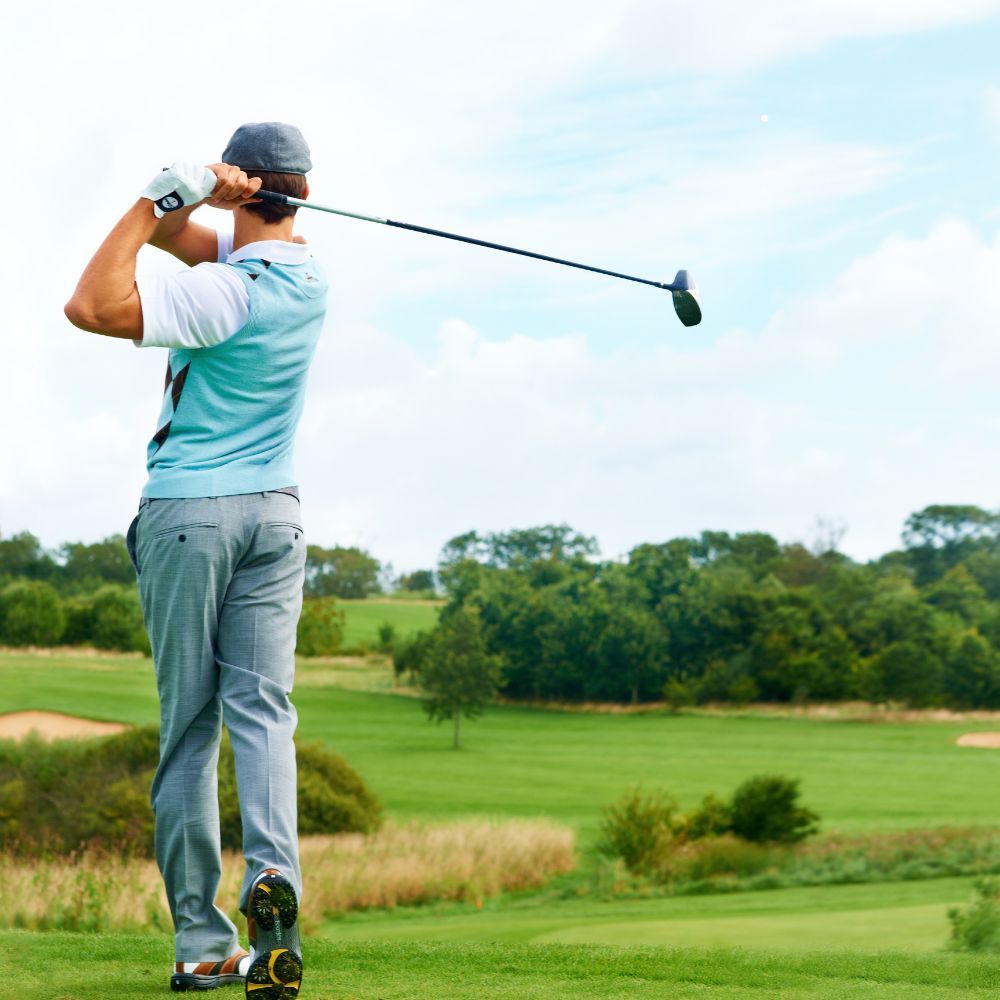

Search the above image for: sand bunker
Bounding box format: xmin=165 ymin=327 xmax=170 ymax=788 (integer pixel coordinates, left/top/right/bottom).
xmin=0 ymin=710 xmax=128 ymax=740
xmin=957 ymin=732 xmax=1000 ymax=749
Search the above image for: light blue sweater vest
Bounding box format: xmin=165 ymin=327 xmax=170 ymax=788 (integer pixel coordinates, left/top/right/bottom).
xmin=142 ymin=252 xmax=328 ymax=498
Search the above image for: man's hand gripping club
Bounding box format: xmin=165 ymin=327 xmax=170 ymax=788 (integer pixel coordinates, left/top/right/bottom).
xmin=140 ymin=162 xmax=263 ymax=216
xmin=65 ymin=162 xmax=262 ymax=338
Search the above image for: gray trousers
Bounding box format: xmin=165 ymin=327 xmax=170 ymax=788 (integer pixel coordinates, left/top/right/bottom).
xmin=127 ymin=492 xmax=305 ymax=961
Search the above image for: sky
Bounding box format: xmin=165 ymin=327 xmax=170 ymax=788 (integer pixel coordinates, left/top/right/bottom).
xmin=3 ymin=0 xmax=1000 ymax=573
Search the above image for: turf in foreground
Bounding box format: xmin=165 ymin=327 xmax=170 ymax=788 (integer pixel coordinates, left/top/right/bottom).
xmin=8 ymin=932 xmax=1000 ymax=999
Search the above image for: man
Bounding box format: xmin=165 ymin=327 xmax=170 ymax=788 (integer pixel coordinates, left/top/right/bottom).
xmin=65 ymin=123 xmax=326 ymax=998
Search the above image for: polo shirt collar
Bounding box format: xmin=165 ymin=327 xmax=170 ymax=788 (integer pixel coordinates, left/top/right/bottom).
xmin=227 ymin=240 xmax=311 ymax=265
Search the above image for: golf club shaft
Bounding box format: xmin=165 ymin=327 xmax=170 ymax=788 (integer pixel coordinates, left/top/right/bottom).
xmin=254 ymin=190 xmax=683 ymax=292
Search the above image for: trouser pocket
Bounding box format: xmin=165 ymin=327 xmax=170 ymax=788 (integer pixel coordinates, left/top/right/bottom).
xmin=126 ymin=515 xmax=140 ymax=576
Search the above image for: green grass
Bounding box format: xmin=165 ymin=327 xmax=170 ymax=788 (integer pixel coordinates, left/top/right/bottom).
xmin=327 ymin=875 xmax=974 ymax=951
xmin=10 ymin=650 xmax=1000 ymax=992
xmin=338 ymin=598 xmax=441 ymax=650
xmin=5 ymin=651 xmax=1000 ymax=841
xmin=8 ymin=931 xmax=1000 ymax=998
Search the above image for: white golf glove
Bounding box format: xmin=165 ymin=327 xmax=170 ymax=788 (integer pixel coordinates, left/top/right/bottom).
xmin=141 ymin=162 xmax=217 ymax=218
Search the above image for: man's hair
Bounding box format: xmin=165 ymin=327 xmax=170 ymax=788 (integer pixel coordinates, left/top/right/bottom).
xmin=243 ymin=170 xmax=308 ymax=224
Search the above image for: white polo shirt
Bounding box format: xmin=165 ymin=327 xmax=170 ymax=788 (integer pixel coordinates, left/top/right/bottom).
xmin=135 ymin=233 xmax=313 ymax=349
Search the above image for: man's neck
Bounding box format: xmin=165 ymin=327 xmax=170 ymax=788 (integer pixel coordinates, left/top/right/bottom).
xmin=232 ymin=212 xmax=296 ymax=252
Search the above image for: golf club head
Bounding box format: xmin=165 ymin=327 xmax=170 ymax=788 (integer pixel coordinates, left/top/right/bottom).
xmin=670 ymin=270 xmax=702 ymax=327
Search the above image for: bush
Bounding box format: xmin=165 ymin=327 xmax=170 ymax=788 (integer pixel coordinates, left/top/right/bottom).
xmin=949 ymin=877 xmax=1000 ymax=952
xmin=597 ymin=789 xmax=679 ymax=874
xmin=0 ymin=580 xmax=65 ymax=646
xmin=683 ymin=793 xmax=732 ymax=839
xmin=296 ymin=597 xmax=345 ymax=656
xmin=91 ymin=585 xmax=148 ymax=652
xmin=60 ymin=595 xmax=96 ymax=646
xmin=729 ymin=775 xmax=818 ymax=844
xmin=662 ymin=678 xmax=694 ymax=712
xmin=668 ymin=834 xmax=778 ymax=883
xmin=377 ymin=622 xmax=396 ymax=652
xmin=392 ymin=630 xmax=433 ymax=678
xmin=0 ymin=726 xmax=381 ymax=857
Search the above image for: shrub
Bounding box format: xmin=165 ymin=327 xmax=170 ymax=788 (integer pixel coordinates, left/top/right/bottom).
xmin=60 ymin=595 xmax=96 ymax=646
xmin=729 ymin=775 xmax=818 ymax=844
xmin=949 ymin=877 xmax=1000 ymax=952
xmin=668 ymin=834 xmax=778 ymax=883
xmin=0 ymin=580 xmax=65 ymax=646
xmin=296 ymin=597 xmax=345 ymax=656
xmin=377 ymin=622 xmax=396 ymax=652
xmin=683 ymin=793 xmax=732 ymax=840
xmin=392 ymin=630 xmax=433 ymax=678
xmin=727 ymin=675 xmax=760 ymax=706
xmin=662 ymin=678 xmax=694 ymax=711
xmin=91 ymin=585 xmax=148 ymax=652
xmin=597 ymin=789 xmax=679 ymax=874
xmin=0 ymin=726 xmax=381 ymax=857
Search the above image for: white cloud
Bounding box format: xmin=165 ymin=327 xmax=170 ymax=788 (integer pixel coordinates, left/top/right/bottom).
xmin=608 ymin=0 xmax=1000 ymax=74
xmin=4 ymin=1 xmax=1000 ymax=571
xmin=5 ymin=208 xmax=1000 ymax=568
xmin=283 ymin=216 xmax=1000 ymax=568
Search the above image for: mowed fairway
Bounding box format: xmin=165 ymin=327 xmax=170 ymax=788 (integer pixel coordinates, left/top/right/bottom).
xmin=4 ymin=651 xmax=1000 ymax=840
xmin=338 ymin=598 xmax=441 ymax=649
xmin=9 ymin=932 xmax=1000 ymax=999
xmin=329 ymin=877 xmax=973 ymax=952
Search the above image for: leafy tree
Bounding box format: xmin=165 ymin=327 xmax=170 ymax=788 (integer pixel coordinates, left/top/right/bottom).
xmin=305 ymin=546 xmax=381 ymax=599
xmin=420 ymin=605 xmax=504 ymax=748
xmin=0 ymin=581 xmax=65 ymax=646
xmin=592 ymin=602 xmax=669 ymax=704
xmin=923 ymin=565 xmax=989 ymax=624
xmin=60 ymin=536 xmax=135 ymax=588
xmin=438 ymin=524 xmax=598 ymax=572
xmin=90 ymin=585 xmax=148 ymax=652
xmin=965 ymin=549 xmax=1000 ymax=602
xmin=391 ymin=629 xmax=434 ymax=679
xmin=397 ymin=569 xmax=436 ymax=593
xmin=692 ymin=531 xmax=783 ymax=580
xmin=0 ymin=532 xmax=57 ymax=581
xmin=747 ymin=598 xmax=854 ymax=702
xmin=868 ymin=640 xmax=944 ymax=707
xmin=622 ymin=540 xmax=698 ymax=608
xmin=296 ymin=597 xmax=345 ymax=656
xmin=903 ymin=505 xmax=1000 ymax=585
xmin=944 ymin=632 xmax=1000 ymax=709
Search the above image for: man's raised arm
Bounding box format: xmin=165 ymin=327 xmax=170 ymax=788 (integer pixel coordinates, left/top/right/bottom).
xmin=64 ymin=163 xmax=260 ymax=339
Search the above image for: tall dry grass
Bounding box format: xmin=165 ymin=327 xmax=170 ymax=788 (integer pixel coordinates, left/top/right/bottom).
xmin=6 ymin=819 xmax=576 ymax=933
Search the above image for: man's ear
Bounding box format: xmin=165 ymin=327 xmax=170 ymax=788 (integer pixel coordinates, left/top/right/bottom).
xmin=302 ymin=181 xmax=310 ymax=200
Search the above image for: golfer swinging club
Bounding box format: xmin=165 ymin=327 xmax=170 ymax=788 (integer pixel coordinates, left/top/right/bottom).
xmin=65 ymin=123 xmax=325 ymax=997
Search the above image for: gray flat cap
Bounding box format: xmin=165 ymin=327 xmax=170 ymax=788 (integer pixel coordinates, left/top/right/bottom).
xmin=221 ymin=122 xmax=312 ymax=174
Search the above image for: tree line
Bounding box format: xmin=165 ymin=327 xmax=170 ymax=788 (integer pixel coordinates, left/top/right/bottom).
xmin=0 ymin=533 xmax=432 ymax=652
xmin=7 ymin=505 xmax=1000 ymax=712
xmin=395 ymin=506 xmax=1000 ymax=710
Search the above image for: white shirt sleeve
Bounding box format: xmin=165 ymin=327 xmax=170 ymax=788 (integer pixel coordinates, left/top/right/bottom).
xmin=135 ymin=263 xmax=250 ymax=349
xmin=217 ymin=231 xmax=234 ymax=262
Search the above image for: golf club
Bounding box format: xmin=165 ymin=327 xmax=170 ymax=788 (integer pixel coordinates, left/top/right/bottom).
xmin=253 ymin=189 xmax=702 ymax=327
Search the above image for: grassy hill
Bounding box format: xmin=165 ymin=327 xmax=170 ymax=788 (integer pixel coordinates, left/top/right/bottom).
xmin=339 ymin=597 xmax=442 ymax=649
